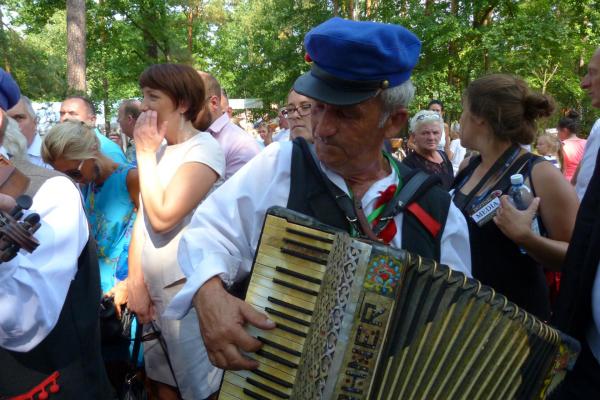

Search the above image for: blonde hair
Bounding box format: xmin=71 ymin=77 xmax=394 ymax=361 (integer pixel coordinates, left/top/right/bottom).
xmin=537 ymin=133 xmax=560 ymax=154
xmin=4 ymin=116 xmax=29 ymax=160
xmin=42 ymin=120 xmax=111 ymax=172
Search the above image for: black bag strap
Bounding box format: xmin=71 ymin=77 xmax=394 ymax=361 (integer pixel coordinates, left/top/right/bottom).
xmin=149 ymin=322 xmax=182 ymax=398
xmin=372 ymin=169 xmax=441 ymax=236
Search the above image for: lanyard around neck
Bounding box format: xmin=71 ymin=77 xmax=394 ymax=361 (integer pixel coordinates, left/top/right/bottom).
xmin=454 ymin=143 xmax=521 ymax=211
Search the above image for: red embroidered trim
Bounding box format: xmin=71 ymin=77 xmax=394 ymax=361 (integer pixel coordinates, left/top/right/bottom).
xmin=9 ymin=371 xmax=60 ymax=400
xmin=407 ymin=202 xmax=442 ymax=238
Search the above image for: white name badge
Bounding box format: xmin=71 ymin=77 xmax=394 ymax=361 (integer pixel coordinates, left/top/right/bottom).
xmin=471 ymin=196 xmax=500 ymax=225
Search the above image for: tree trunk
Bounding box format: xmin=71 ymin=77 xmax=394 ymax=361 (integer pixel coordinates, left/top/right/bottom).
xmin=187 ymin=7 xmax=194 ymax=54
xmin=347 ymin=0 xmax=355 ymax=20
xmin=425 ymin=0 xmax=433 ymax=16
xmin=66 ymin=0 xmax=87 ymax=93
xmin=99 ymin=0 xmax=110 ymax=136
xmin=0 ymin=8 xmax=11 ymax=73
xmin=103 ymin=76 xmax=110 ymax=136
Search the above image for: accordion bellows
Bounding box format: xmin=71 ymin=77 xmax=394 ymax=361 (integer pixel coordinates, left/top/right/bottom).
xmin=219 ymin=207 xmax=578 ymax=400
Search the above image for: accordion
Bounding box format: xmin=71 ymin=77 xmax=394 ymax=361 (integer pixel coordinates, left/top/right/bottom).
xmin=219 ymin=207 xmax=578 ymax=400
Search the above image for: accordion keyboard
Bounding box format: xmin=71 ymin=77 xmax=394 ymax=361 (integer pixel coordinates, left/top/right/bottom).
xmin=219 ymin=215 xmax=335 ymax=400
xmin=218 ymin=208 xmax=579 ymax=400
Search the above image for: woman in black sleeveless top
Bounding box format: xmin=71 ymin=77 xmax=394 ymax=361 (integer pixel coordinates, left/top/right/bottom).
xmin=452 ymin=74 xmax=579 ymax=320
xmin=402 ymin=110 xmax=454 ymax=189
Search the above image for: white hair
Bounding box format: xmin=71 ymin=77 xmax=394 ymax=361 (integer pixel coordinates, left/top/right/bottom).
xmin=3 ymin=116 xmax=29 ymax=160
xmin=19 ymin=95 xmax=37 ymax=121
xmin=378 ymin=80 xmax=416 ymax=128
xmin=409 ymin=110 xmax=444 ymax=133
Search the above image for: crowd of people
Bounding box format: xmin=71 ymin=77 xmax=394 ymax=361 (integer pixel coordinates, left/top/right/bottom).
xmin=1 ymin=16 xmax=600 ymax=400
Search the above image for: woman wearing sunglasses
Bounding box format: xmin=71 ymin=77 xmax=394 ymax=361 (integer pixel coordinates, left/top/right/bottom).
xmin=127 ymin=64 xmax=225 ymax=400
xmin=42 ymin=120 xmax=139 ymax=295
xmin=41 ymin=119 xmax=139 ymax=393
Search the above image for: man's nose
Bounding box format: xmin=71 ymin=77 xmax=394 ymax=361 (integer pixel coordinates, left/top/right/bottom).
xmin=313 ymin=106 xmax=336 ymax=138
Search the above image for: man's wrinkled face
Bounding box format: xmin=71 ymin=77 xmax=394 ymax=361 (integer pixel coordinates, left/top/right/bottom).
xmin=60 ymin=98 xmax=96 ymax=124
xmin=311 ymin=96 xmax=390 ymax=176
xmin=582 ymin=48 xmax=600 ymax=108
xmin=7 ymin=99 xmax=37 ymax=146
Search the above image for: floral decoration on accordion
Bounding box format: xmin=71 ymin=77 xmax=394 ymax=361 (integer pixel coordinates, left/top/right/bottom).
xmin=364 ymin=255 xmax=402 ymax=296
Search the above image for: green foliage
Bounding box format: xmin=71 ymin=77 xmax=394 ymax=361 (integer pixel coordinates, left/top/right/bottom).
xmin=2 ymin=0 xmax=599 ymax=130
xmin=3 ymin=9 xmax=68 ymax=100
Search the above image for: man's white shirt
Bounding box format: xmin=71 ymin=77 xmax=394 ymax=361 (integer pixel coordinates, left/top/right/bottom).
xmin=27 ymin=133 xmax=51 ymax=169
xmin=576 ymin=119 xmax=600 ymax=199
xmin=0 ymin=175 xmax=88 ymax=352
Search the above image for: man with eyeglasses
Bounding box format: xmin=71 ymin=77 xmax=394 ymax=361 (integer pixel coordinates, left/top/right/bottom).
xmin=0 ymin=69 xmax=112 ymax=398
xmin=282 ymin=89 xmax=315 ymax=142
xmin=163 ymin=18 xmax=471 ymax=372
xmin=195 ymin=71 xmax=260 ymax=180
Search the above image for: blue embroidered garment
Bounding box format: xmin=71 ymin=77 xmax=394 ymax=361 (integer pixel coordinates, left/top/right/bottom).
xmin=86 ymin=164 xmax=136 ymax=293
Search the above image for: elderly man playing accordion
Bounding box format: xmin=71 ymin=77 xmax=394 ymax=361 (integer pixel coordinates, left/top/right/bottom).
xmin=164 ymin=17 xmax=471 ymax=376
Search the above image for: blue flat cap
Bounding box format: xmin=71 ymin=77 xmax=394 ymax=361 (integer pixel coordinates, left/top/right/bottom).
xmin=293 ymin=17 xmax=421 ymax=106
xmin=0 ymin=68 xmax=20 ymax=111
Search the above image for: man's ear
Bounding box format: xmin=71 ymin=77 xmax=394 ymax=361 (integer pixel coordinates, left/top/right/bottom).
xmin=209 ymin=95 xmax=221 ymax=113
xmin=384 ymin=107 xmax=408 ymax=139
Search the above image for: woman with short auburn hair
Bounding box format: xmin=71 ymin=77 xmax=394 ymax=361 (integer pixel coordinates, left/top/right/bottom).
xmin=127 ymin=63 xmax=225 ymax=399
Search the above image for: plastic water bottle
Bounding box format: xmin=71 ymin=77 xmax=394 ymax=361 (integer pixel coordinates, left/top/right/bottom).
xmin=507 ymin=174 xmax=540 ymax=254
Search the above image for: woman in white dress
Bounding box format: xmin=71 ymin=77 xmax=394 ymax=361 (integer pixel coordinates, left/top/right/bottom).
xmin=127 ymin=63 xmax=225 ymax=400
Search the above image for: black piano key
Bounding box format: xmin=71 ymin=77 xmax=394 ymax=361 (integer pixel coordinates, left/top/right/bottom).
xmin=243 ymin=388 xmax=270 ymax=400
xmin=285 ymin=227 xmax=334 ymax=244
xmin=253 ymin=367 xmax=295 ymax=388
xmin=256 ymin=349 xmax=299 ymax=369
xmin=282 ymin=237 xmax=330 ymax=256
xmin=257 ymin=336 xmax=302 ymax=358
xmin=246 ymin=377 xmax=290 ymax=399
xmin=280 ymin=248 xmax=328 ymax=266
xmin=275 ymin=322 xmax=307 ymax=338
xmin=273 ymin=278 xmax=319 ymax=296
xmin=268 ymin=296 xmax=313 ymax=316
xmin=275 ymin=266 xmax=322 ymax=285
xmin=265 ymin=307 xmax=311 ymax=327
